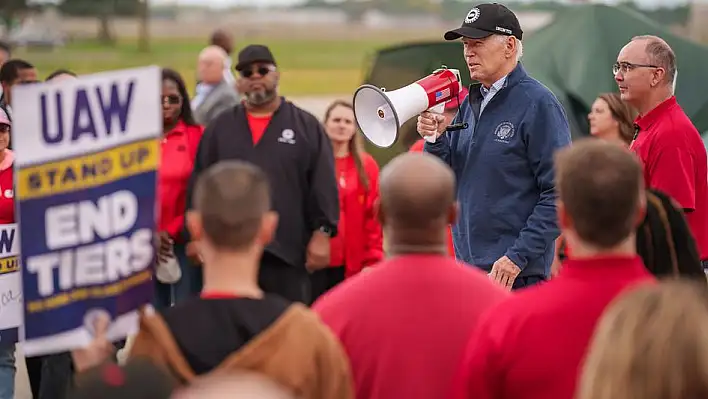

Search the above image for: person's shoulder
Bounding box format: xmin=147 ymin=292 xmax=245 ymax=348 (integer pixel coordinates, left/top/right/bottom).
xmin=516 ymin=75 xmax=562 ymax=106
xmin=185 ymin=123 xmax=205 ymax=136
xmin=285 ymin=99 xmax=321 ymax=125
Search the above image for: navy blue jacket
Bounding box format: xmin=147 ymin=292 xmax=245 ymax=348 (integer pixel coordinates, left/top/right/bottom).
xmin=425 ymin=63 xmax=571 ymax=278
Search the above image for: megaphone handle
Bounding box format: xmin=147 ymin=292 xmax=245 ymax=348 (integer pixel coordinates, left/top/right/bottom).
xmin=423 ymin=103 xmax=446 ymax=143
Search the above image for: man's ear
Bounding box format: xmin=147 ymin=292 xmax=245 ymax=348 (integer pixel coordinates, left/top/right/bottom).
xmin=635 ymin=191 xmax=648 ymax=228
xmin=375 ymin=198 xmax=385 ymax=226
xmin=447 ymin=201 xmax=459 ymax=225
xmin=186 ymin=210 xmax=202 ymax=241
xmin=258 ymin=211 xmax=279 ymax=246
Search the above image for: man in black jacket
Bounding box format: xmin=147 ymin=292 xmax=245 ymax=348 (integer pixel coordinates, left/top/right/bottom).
xmin=186 ymin=44 xmax=339 ymax=304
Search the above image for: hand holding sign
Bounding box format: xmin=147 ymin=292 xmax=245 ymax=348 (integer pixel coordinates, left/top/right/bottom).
xmin=71 ymin=311 xmax=115 ymax=373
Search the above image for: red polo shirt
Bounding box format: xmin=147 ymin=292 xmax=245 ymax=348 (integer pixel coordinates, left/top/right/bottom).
xmin=313 ymin=254 xmax=509 ymax=399
xmin=631 ymin=96 xmax=708 ymax=260
xmin=449 ymin=256 xmax=655 ymax=399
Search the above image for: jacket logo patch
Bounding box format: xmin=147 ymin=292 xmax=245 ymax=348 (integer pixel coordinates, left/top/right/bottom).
xmin=0 ymin=185 xmax=13 ymax=199
xmin=494 ymin=121 xmax=515 ymax=143
xmin=278 ymin=129 xmax=296 ymax=145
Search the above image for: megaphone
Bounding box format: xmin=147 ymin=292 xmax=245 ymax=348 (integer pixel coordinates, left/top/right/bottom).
xmin=353 ymin=67 xmax=465 ymax=148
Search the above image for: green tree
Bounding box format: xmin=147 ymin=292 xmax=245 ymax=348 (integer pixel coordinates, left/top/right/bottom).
xmin=59 ymin=0 xmax=141 ymax=45
xmin=0 ymin=0 xmax=32 ymax=34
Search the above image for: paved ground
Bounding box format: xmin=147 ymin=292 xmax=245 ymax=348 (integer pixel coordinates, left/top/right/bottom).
xmin=10 ymin=94 xmax=345 ymax=399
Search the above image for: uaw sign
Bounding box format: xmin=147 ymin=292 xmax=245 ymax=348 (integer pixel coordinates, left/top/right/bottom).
xmin=12 ymin=66 xmax=161 ymax=356
xmin=0 ymin=224 xmax=21 ymax=348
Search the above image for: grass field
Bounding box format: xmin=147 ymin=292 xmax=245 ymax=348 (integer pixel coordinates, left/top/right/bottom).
xmin=13 ymin=34 xmax=440 ymax=96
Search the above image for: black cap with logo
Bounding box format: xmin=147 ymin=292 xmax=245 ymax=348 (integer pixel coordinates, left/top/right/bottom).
xmin=444 ymin=3 xmax=523 ymax=41
xmin=235 ymin=44 xmax=277 ymax=71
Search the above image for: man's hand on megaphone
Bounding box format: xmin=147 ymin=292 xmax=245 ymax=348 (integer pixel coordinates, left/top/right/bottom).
xmin=417 ymin=111 xmax=448 ymax=141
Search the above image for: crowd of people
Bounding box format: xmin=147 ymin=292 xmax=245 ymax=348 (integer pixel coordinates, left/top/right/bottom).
xmin=0 ymin=1 xmax=707 ymax=398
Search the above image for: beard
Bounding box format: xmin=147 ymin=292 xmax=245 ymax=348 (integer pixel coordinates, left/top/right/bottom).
xmin=246 ymin=87 xmax=277 ymax=106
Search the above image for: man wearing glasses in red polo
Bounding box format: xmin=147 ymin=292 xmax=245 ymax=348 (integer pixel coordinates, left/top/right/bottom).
xmin=186 ymin=44 xmax=339 ymax=304
xmin=615 ymin=35 xmax=708 ymax=271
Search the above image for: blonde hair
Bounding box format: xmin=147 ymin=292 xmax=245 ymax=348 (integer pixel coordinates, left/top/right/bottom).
xmin=578 ymin=280 xmax=708 ymax=399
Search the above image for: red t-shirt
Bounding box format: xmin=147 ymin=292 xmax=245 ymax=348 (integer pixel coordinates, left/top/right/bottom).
xmin=159 ymin=121 xmax=204 ymax=240
xmin=449 ymin=256 xmax=655 ymax=399
xmin=313 ymin=254 xmax=509 ymax=399
xmin=631 ymin=96 xmax=708 ymax=260
xmin=0 ymin=155 xmax=14 ymax=225
xmin=247 ymin=113 xmax=272 ymax=145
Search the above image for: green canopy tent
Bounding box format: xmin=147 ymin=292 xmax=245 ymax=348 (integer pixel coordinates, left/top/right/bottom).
xmin=360 ymin=4 xmax=708 ymax=165
xmin=522 ymin=4 xmax=708 ymax=139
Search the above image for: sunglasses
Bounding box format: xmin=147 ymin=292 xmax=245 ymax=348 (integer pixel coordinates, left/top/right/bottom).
xmin=161 ymin=94 xmax=181 ymax=105
xmin=0 ymin=124 xmax=10 ymax=133
xmin=239 ymin=65 xmax=275 ymax=79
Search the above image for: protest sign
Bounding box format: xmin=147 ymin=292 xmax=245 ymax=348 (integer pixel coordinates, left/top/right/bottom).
xmin=0 ymin=224 xmax=20 ymax=348
xmin=12 ymin=66 xmax=161 ymax=356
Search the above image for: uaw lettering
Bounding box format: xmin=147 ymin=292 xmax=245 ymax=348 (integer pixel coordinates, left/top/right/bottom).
xmin=0 ymin=224 xmax=21 ymax=348
xmin=12 ymin=66 xmax=161 ymax=356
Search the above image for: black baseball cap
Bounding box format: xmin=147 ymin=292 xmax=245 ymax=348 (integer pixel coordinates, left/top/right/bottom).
xmin=444 ymin=3 xmax=523 ymax=41
xmin=235 ymin=44 xmax=277 ymax=71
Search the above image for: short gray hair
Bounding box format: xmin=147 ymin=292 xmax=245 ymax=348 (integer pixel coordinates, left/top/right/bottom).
xmin=494 ymin=34 xmax=523 ymax=62
xmin=632 ymin=35 xmax=676 ymax=86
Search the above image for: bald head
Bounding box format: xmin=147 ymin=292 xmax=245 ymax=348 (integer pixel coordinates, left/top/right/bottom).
xmin=379 ymin=152 xmax=456 ymax=230
xmin=198 ymin=45 xmax=228 ymax=84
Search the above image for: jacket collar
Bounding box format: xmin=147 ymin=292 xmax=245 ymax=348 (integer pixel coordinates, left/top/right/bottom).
xmin=468 ymin=62 xmax=528 ymax=104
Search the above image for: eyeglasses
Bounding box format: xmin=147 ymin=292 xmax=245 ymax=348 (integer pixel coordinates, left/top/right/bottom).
xmin=240 ymin=65 xmax=276 ymax=79
xmin=612 ymin=61 xmax=658 ymax=75
xmin=0 ymin=124 xmax=10 ymax=133
xmin=161 ymin=94 xmax=181 ymax=105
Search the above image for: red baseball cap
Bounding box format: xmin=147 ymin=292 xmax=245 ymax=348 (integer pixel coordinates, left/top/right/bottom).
xmin=446 ymin=86 xmax=469 ymax=110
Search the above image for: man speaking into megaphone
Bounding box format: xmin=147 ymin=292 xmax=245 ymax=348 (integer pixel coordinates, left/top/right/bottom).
xmin=418 ymin=3 xmax=572 ymax=290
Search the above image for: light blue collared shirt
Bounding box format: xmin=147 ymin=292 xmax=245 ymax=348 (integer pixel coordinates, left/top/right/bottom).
xmin=191 ymin=83 xmax=216 ymax=110
xmin=480 ymin=76 xmax=507 ymax=115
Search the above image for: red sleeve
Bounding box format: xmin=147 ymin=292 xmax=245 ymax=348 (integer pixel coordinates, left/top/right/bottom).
xmin=362 ymin=155 xmax=383 ymax=267
xmin=448 ymin=313 xmax=503 ymax=399
xmin=165 ymin=124 xmax=205 ymax=241
xmin=409 ymin=139 xmax=425 ymax=153
xmin=648 ymin=145 xmax=695 ymax=211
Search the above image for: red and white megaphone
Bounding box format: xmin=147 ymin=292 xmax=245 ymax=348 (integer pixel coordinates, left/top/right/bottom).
xmin=353 ymin=67 xmax=464 ymax=148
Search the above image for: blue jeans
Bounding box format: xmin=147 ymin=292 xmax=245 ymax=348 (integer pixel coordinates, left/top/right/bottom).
xmin=0 ymin=346 xmax=15 ymax=399
xmin=702 ymin=260 xmax=708 ymax=274
xmin=154 ymin=243 xmax=202 ymax=310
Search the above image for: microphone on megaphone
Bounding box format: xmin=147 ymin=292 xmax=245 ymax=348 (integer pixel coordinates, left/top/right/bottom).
xmin=353 ymin=66 xmax=467 ymax=148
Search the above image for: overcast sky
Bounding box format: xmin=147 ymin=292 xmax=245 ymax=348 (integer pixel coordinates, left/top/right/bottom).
xmin=152 ymin=0 xmax=697 ymax=10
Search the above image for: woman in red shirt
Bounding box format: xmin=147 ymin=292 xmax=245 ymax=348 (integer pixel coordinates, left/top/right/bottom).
xmin=310 ymin=100 xmax=383 ymax=301
xmin=154 ymin=68 xmax=205 ymax=309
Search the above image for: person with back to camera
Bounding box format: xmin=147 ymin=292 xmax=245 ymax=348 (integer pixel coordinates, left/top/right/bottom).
xmin=70 ymin=161 xmax=354 ymax=399
xmin=314 ymin=152 xmax=509 ymax=399
xmin=552 ymin=92 xmax=637 ymax=274
xmin=418 ymin=3 xmax=572 ymax=290
xmin=449 ymin=139 xmax=656 ymax=399
xmin=409 ymin=87 xmax=468 ymax=259
xmin=578 ymin=280 xmax=708 ymax=399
